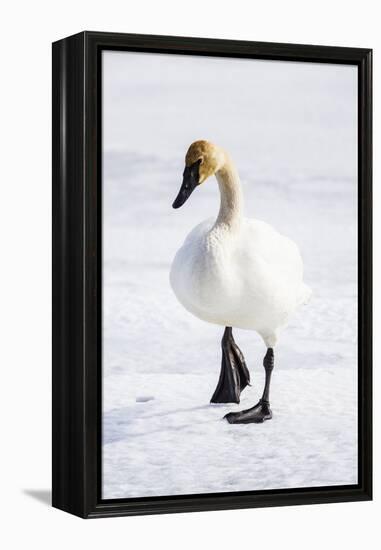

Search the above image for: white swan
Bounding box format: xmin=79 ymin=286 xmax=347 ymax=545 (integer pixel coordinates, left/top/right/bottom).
xmin=170 ymin=140 xmax=311 ymax=423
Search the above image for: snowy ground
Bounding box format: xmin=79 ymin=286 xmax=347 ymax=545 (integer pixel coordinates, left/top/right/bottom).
xmin=102 ymin=52 xmax=358 ymax=498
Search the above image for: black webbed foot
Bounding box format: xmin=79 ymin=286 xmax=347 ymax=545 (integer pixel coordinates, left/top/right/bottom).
xmin=224 ymin=399 xmax=272 ymax=424
xmin=210 ymin=327 xmax=250 ymax=404
xmin=231 ymin=340 xmax=251 ymax=392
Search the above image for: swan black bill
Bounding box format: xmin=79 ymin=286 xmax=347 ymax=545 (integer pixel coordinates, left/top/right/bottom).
xmin=172 ymin=160 xmax=201 ymax=209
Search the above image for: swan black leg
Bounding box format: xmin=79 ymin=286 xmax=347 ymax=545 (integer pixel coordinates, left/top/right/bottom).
xmin=210 ymin=327 xmax=251 ymax=404
xmin=224 ymin=348 xmax=274 ymax=423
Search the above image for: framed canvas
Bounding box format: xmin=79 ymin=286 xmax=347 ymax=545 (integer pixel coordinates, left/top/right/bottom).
xmin=52 ymin=31 xmax=372 ymax=518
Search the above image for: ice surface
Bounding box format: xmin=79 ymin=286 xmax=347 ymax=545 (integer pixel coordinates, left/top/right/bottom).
xmin=102 ymin=52 xmax=358 ymax=498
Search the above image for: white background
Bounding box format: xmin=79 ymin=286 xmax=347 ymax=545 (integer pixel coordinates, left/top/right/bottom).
xmin=102 ymin=53 xmax=358 ymax=497
xmin=0 ymin=1 xmax=377 ymax=548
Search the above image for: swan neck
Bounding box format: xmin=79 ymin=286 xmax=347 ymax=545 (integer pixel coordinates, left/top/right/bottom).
xmin=215 ymin=157 xmax=243 ymax=230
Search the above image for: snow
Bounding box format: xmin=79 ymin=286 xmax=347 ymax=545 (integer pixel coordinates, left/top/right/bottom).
xmin=103 ymin=370 xmax=357 ymax=498
xmin=102 ymin=52 xmax=358 ymax=498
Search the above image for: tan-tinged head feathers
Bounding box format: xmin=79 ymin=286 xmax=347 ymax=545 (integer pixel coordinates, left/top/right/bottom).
xmin=185 ymin=140 xmax=226 ymax=184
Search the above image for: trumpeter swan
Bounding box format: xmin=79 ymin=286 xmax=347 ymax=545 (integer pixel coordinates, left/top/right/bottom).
xmin=170 ymin=140 xmax=311 ymax=423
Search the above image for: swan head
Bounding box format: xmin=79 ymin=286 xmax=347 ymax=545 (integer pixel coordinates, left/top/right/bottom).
xmin=172 ymin=140 xmax=225 ymax=209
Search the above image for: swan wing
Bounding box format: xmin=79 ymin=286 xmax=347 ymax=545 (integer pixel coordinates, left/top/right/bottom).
xmin=234 ymin=219 xmax=307 ymax=307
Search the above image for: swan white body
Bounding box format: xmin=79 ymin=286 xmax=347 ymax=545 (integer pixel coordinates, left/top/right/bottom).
xmin=170 ymin=142 xmax=311 ymax=348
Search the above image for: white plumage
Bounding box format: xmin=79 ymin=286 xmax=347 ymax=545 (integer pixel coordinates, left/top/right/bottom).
xmin=170 ymin=141 xmax=311 ymax=348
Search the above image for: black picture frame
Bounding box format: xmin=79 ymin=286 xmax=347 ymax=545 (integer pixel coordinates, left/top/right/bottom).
xmin=52 ymin=31 xmax=372 ymax=519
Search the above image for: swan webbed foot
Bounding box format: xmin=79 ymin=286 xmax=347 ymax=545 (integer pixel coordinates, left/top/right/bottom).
xmin=224 ymin=399 xmax=272 ymax=424
xmin=210 ymin=327 xmax=250 ymax=404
